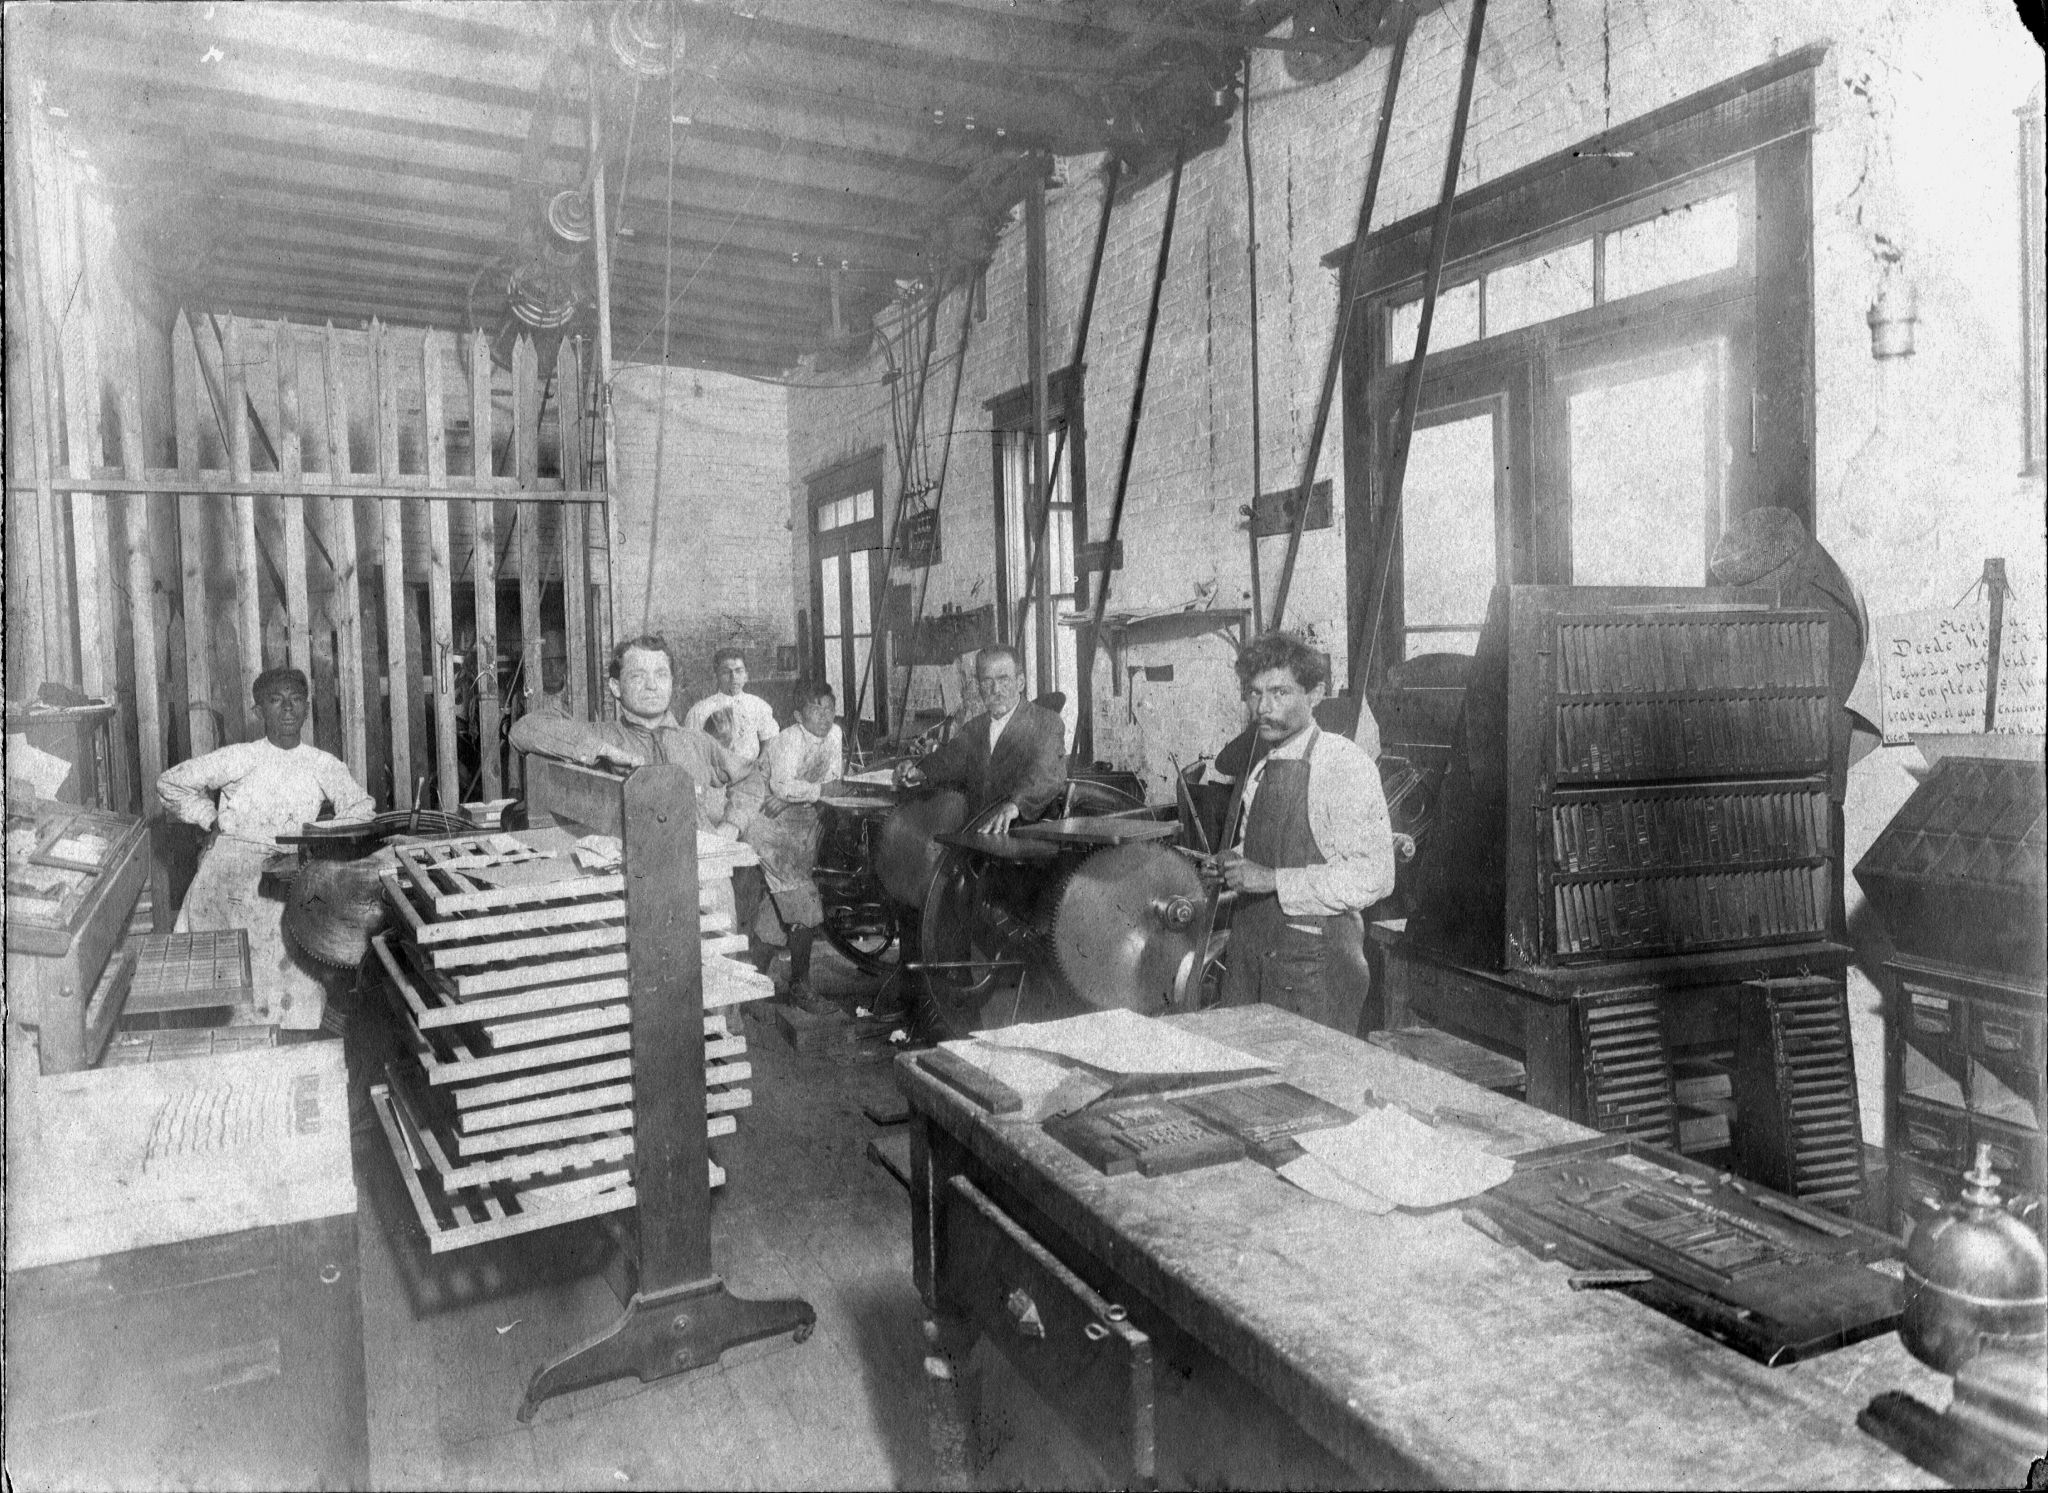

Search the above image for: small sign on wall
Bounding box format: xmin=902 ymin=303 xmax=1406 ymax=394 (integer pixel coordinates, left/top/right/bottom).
xmin=1875 ymin=598 xmax=2046 ymax=740
xmin=1248 ymin=478 xmax=1334 ymax=538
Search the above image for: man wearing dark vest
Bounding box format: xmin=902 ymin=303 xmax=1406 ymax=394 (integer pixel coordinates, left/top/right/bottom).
xmin=1218 ymin=632 xmax=1397 ymax=1035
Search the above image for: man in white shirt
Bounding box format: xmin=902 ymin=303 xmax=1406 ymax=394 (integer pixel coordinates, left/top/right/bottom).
xmin=682 ymin=648 xmax=779 ymax=764
xmin=158 ymin=667 xmax=376 ymax=1031
xmin=1217 ymin=632 xmax=1397 ymax=1035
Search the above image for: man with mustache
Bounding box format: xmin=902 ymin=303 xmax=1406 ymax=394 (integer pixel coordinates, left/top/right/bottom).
xmin=1215 ymin=631 xmax=1397 ymax=1035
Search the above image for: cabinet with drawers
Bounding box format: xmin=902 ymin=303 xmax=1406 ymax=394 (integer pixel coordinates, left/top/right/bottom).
xmin=1855 ymin=753 xmax=2045 ymax=1240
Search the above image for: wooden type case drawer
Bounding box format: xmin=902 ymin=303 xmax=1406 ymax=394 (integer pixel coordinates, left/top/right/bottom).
xmin=936 ymin=1175 xmax=1155 ymax=1488
xmin=1894 ymin=1098 xmax=1971 ymax=1173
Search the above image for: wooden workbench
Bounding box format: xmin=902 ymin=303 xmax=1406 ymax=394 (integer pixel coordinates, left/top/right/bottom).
xmin=899 ymin=1006 xmax=1947 ymax=1489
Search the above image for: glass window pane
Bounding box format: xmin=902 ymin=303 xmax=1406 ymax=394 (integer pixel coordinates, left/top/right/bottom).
xmin=851 ymin=637 xmax=876 ymax=722
xmin=1402 ymin=411 xmax=1499 ymax=635
xmin=820 ymin=553 xmax=843 ymax=636
xmin=1485 ymin=240 xmax=1595 ymax=336
xmin=855 ymin=490 xmax=875 ymax=523
xmin=1602 ymin=193 xmax=1740 ymax=303
xmin=848 ymin=553 xmax=873 ymax=634
xmin=1388 ymin=279 xmax=1480 ymax=363
xmin=1568 ymin=356 xmax=1716 ymax=588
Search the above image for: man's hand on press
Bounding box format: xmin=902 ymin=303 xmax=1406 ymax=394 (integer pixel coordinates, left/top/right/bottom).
xmin=893 ymin=759 xmax=926 ymax=789
xmin=590 ymin=743 xmax=646 ymax=771
xmin=983 ymin=800 xmax=1020 ymax=836
xmin=1218 ymin=849 xmax=1276 ymax=895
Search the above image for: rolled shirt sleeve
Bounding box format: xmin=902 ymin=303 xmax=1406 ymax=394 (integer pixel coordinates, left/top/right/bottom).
xmin=1274 ymin=735 xmax=1397 ymax=918
xmin=765 ymin=725 xmax=840 ymax=805
xmin=157 ymin=746 xmax=243 ymax=831
xmin=315 ymin=754 xmax=376 ymax=822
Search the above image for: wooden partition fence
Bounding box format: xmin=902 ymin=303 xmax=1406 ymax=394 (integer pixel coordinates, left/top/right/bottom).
xmin=9 ymin=303 xmax=614 ymax=827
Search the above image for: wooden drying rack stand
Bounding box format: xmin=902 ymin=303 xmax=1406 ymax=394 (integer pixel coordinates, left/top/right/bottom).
xmin=516 ymin=762 xmax=814 ymax=1422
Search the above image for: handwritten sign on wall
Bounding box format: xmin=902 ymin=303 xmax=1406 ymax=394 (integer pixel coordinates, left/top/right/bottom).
xmin=1876 ymin=599 xmax=2048 ymax=740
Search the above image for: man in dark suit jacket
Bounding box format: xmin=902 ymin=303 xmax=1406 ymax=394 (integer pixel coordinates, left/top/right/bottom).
xmin=895 ymin=643 xmax=1066 ymax=832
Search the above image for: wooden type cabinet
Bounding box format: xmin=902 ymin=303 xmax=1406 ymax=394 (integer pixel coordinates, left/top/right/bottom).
xmin=1882 ymin=953 xmax=2046 ymax=1241
xmin=3 ymin=809 xmax=150 ymax=1073
xmin=1377 ymin=930 xmax=1851 ymax=1154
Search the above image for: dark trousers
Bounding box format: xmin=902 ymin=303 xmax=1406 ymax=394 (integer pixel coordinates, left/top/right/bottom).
xmin=1221 ymin=899 xmax=1371 ymax=1037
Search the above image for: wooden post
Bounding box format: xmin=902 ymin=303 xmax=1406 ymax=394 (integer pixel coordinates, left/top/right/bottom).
xmin=2 ymin=106 xmax=56 ymax=696
xmin=323 ymin=323 xmax=370 ymax=790
xmin=172 ymin=314 xmax=218 ymax=757
xmin=224 ymin=313 xmax=264 ymax=735
xmin=274 ymin=320 xmax=314 ymax=689
xmin=56 ymin=184 xmax=113 ymax=709
xmin=557 ymin=334 xmax=590 ymax=717
xmin=1983 ymin=557 xmax=2010 ymax=732
xmin=514 ymin=334 xmax=543 ymax=740
xmin=470 ymin=330 xmax=502 ymax=800
xmin=112 ymin=299 xmax=167 ymax=822
xmin=424 ymin=330 xmax=461 ymax=813
xmin=373 ymin=320 xmax=415 ymax=810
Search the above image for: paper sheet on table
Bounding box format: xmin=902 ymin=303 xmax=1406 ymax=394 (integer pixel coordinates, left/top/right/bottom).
xmin=6 ymin=735 xmax=73 ymax=798
xmin=1278 ymin=1153 xmax=1396 ymax=1214
xmin=978 ymin=1009 xmax=1274 ymax=1084
xmin=937 ymin=1040 xmax=1112 ymax=1121
xmin=1295 ymin=1105 xmax=1515 ymax=1209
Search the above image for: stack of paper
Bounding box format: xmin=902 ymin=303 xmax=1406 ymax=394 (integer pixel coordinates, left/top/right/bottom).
xmin=1280 ymin=1104 xmax=1515 ymax=1214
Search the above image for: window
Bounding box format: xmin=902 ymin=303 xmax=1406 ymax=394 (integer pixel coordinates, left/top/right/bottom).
xmin=988 ymin=368 xmax=1087 ymax=743
xmin=807 ymin=451 xmax=886 ymax=732
xmin=1343 ymin=49 xmax=1821 ymax=690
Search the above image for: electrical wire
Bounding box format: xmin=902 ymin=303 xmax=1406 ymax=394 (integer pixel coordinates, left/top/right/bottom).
xmin=1239 ymin=53 xmax=1265 ymax=634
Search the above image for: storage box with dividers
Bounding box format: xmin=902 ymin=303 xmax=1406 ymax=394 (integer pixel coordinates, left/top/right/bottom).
xmin=367 ymin=828 xmax=774 ymax=1252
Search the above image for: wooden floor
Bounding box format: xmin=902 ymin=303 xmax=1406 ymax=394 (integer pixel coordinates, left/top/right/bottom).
xmin=348 ymin=948 xmax=974 ymax=1491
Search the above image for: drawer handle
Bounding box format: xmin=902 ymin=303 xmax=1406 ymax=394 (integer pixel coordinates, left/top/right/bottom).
xmin=1004 ymin=1288 xmax=1046 ymax=1339
xmin=1978 ymin=1022 xmax=2021 ymax=1053
xmin=1983 ymin=1143 xmax=2019 ymax=1171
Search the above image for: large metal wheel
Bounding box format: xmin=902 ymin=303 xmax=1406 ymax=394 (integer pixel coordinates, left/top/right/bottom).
xmin=913 ymin=844 xmax=1018 ymax=1040
xmin=1044 ymin=841 xmax=1207 ymax=1015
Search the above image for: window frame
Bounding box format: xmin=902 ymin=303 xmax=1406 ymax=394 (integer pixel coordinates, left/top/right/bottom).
xmin=1340 ymin=46 xmax=1822 ymax=693
xmin=805 ymin=448 xmax=887 ymax=731
xmin=987 ymin=365 xmax=1089 ymax=715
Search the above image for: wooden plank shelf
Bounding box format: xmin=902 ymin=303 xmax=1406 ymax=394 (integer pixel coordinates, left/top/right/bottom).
xmin=367 ymin=817 xmax=767 ymax=1257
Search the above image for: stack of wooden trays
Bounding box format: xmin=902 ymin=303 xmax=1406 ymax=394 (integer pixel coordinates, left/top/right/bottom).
xmin=366 ymin=829 xmax=773 ymax=1252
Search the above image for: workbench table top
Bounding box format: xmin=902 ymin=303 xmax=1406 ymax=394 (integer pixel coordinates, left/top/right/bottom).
xmin=898 ymin=1006 xmax=1947 ymax=1490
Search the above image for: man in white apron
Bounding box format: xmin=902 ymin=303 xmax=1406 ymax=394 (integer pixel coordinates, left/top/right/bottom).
xmin=158 ymin=667 xmax=375 ymax=1031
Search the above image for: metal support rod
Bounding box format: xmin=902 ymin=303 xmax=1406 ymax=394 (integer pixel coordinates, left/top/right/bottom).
xmin=889 ymin=289 xmax=980 ymax=734
xmin=1266 ymin=6 xmax=1414 ymax=631
xmin=1357 ymin=0 xmax=1489 ymax=688
xmin=1022 ymin=166 xmax=1051 ymax=657
xmin=1240 ymin=54 xmax=1266 ymax=635
xmin=849 ymin=291 xmax=943 ymax=732
xmin=1013 ymin=157 xmax=1120 ymax=650
xmin=1080 ymin=146 xmax=1186 ymax=734
xmin=589 ymin=76 xmax=621 ymax=671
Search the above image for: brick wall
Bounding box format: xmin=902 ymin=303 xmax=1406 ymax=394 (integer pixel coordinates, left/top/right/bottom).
xmin=785 ymin=0 xmax=2041 ymax=797
xmin=608 ymin=363 xmax=794 ymax=695
xmin=777 ymin=0 xmax=2043 ymax=1144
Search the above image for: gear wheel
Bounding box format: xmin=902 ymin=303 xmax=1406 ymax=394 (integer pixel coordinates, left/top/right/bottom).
xmin=1043 ymin=842 xmax=1205 ymax=1015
